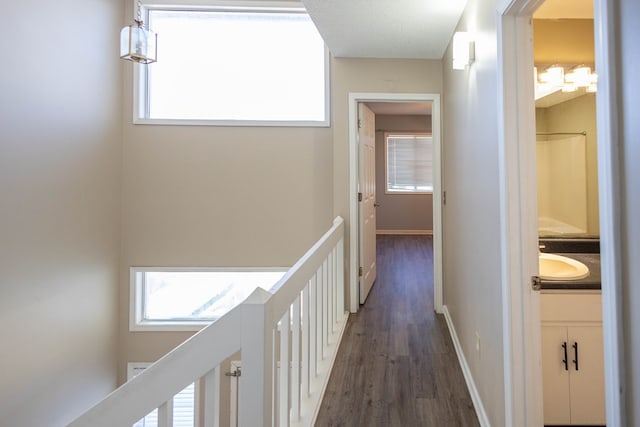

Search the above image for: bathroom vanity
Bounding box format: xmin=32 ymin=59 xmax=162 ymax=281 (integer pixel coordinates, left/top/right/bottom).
xmin=539 ymin=241 xmax=605 ymax=426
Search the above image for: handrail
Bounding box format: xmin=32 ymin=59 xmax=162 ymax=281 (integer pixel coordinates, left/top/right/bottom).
xmin=68 ymin=216 xmax=347 ymax=427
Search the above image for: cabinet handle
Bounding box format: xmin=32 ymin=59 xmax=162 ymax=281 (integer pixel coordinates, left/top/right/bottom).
xmin=561 ymin=342 xmax=568 ymax=371
xmin=572 ymin=342 xmax=579 ymax=371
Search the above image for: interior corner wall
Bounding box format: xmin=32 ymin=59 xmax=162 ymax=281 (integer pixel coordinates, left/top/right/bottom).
xmin=374 ymin=114 xmax=434 ymax=232
xmin=331 ymin=58 xmax=443 ymax=295
xmin=441 ymin=0 xmax=506 ymax=425
xmin=615 ymin=0 xmax=640 ymax=423
xmin=0 ymin=0 xmax=123 ymax=425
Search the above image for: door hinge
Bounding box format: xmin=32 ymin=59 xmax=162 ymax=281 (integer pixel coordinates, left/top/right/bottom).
xmin=225 ymin=368 xmax=241 ymax=377
xmin=358 ymin=192 xmax=363 ymax=202
xmin=359 ymin=267 xmax=363 ymax=277
xmin=443 ymin=190 xmax=447 ymax=205
xmin=531 ymin=275 xmax=542 ymax=291
xmin=358 ymin=119 xmax=362 ymax=129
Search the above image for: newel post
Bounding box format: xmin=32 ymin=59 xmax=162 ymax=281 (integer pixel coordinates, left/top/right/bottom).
xmin=239 ymin=288 xmax=274 ymax=427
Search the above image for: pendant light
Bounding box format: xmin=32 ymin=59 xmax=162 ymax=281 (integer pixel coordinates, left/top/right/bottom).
xmin=120 ymin=0 xmax=157 ymax=64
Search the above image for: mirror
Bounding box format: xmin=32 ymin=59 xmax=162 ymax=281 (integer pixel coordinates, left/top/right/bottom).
xmin=535 ymin=93 xmax=598 ymax=238
xmin=533 ymin=17 xmax=599 ymax=238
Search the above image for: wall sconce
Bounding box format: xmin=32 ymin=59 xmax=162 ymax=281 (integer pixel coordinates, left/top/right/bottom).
xmin=452 ymin=32 xmax=475 ymax=70
xmin=120 ymin=0 xmax=157 ymax=64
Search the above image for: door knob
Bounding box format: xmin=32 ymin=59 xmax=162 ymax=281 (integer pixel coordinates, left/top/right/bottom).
xmin=374 ymin=203 xmax=381 ymax=207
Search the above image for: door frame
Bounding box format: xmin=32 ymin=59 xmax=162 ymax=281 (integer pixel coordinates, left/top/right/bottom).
xmin=347 ymin=92 xmax=443 ymax=313
xmin=497 ymin=0 xmax=624 ymax=425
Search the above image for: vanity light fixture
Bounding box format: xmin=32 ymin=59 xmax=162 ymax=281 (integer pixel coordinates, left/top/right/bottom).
xmin=452 ymin=32 xmax=475 ymax=70
xmin=120 ymin=0 xmax=157 ymax=64
xmin=534 ymin=64 xmax=597 ymax=99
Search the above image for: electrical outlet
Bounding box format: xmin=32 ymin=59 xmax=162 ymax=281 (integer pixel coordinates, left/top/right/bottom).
xmin=475 ymin=332 xmax=481 ymax=354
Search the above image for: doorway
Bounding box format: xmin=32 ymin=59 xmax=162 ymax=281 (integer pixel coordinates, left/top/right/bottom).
xmin=347 ymin=92 xmax=443 ymax=314
xmin=498 ymin=0 xmax=621 ymax=425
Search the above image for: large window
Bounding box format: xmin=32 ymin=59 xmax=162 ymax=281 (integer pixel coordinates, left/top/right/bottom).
xmin=385 ymin=133 xmax=433 ymax=193
xmin=135 ymin=2 xmax=329 ymax=126
xmin=130 ymin=268 xmax=286 ymax=331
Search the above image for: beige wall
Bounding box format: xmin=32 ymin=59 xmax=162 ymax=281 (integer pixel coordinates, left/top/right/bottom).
xmin=118 ymin=0 xmax=334 ymax=378
xmin=533 ymin=19 xmax=595 ymax=64
xmin=118 ymin=55 xmax=443 ymax=380
xmin=374 ymin=114 xmax=433 ymax=232
xmin=331 ymin=58 xmax=443 ymax=292
xmin=0 ymin=0 xmax=122 ymax=425
xmin=536 ymin=94 xmax=599 ymax=235
xmin=441 ymin=1 xmax=506 ymax=425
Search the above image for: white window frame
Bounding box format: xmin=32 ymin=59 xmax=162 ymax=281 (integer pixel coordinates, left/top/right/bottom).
xmin=131 ymin=0 xmax=331 ymax=127
xmin=384 ymin=132 xmax=434 ymax=194
xmin=130 ymin=266 xmax=287 ymax=332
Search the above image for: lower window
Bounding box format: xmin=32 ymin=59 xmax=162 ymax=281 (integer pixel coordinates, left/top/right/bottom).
xmin=130 ymin=268 xmax=286 ymax=331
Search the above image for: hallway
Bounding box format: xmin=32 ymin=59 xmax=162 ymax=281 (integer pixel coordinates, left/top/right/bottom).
xmin=315 ymin=235 xmax=480 ymax=426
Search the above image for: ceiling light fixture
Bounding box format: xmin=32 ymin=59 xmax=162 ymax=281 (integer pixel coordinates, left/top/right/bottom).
xmin=452 ymin=32 xmax=474 ymax=70
xmin=120 ymin=0 xmax=157 ymax=64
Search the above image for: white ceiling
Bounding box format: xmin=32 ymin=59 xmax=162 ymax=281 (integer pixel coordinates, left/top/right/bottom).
xmin=302 ymin=0 xmax=468 ymax=59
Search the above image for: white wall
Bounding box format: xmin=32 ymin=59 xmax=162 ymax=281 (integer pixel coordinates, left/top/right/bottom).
xmin=614 ymin=0 xmax=640 ymax=422
xmin=0 ymin=0 xmax=122 ymax=425
xmin=441 ymin=1 xmax=506 ymax=425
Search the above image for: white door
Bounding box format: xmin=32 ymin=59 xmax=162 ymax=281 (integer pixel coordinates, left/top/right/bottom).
xmin=358 ymin=103 xmax=376 ymax=304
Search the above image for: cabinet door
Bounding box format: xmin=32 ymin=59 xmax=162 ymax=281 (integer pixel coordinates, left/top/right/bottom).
xmin=568 ymin=326 xmax=606 ymax=425
xmin=541 ymin=325 xmax=571 ymax=425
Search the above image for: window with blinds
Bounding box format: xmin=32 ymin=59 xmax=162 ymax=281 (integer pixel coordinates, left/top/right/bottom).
xmin=128 ymin=363 xmax=195 ymax=427
xmin=385 ymin=134 xmax=433 ymax=193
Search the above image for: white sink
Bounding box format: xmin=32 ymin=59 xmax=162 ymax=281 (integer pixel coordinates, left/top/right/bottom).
xmin=539 ymin=253 xmax=590 ymax=281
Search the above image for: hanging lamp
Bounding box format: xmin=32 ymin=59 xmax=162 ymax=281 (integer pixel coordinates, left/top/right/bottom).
xmin=120 ymin=0 xmax=157 ymax=64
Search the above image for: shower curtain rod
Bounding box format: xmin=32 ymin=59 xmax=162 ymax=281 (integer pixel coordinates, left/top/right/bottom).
xmin=536 ymin=131 xmax=587 ymax=136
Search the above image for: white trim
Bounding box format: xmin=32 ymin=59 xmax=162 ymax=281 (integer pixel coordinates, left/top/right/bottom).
xmin=442 ymin=306 xmax=490 ymax=427
xmin=376 ymin=229 xmax=433 ymax=235
xmin=593 ymin=0 xmax=625 ymax=424
xmin=348 ymin=92 xmax=443 ymax=314
xmin=497 ymin=1 xmax=546 ymax=425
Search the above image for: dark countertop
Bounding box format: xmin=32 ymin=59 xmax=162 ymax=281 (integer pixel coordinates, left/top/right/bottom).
xmin=540 ymin=252 xmax=601 ymax=290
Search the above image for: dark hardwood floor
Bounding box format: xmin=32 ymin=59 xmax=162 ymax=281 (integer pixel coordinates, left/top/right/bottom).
xmin=315 ymin=235 xmax=480 ymax=427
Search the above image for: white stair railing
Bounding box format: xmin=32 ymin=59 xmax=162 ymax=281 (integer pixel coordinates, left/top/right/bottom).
xmin=68 ymin=216 xmax=348 ymax=427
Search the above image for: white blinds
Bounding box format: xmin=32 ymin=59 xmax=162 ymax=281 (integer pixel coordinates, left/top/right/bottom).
xmin=386 ymin=135 xmax=433 ymax=192
xmin=128 ymin=364 xmax=195 ymax=427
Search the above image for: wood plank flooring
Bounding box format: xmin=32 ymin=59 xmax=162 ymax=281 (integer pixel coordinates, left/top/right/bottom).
xmin=315 ymin=235 xmax=480 ymax=427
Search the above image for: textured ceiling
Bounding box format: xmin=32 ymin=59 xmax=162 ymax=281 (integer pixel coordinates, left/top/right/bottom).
xmin=302 ymin=0 xmax=468 ymax=59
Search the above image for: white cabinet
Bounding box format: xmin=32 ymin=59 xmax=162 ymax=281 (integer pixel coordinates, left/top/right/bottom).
xmin=540 ymin=292 xmax=605 ymax=426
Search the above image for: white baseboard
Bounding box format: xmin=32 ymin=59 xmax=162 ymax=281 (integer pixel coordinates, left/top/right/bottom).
xmin=376 ymin=229 xmax=433 ymax=235
xmin=442 ymin=306 xmax=491 ymax=427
